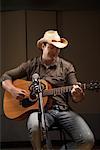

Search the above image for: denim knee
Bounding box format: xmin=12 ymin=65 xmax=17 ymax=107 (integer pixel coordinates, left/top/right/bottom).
xmin=81 ymin=133 xmax=95 ymax=149
xmin=27 ymin=112 xmax=39 ymax=135
xmin=27 ymin=112 xmax=42 ymax=149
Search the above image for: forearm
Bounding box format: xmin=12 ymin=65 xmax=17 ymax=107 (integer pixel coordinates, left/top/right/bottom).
xmin=0 ymin=61 xmax=30 ymax=85
xmin=68 ymin=73 xmax=84 ymax=102
xmin=67 ymin=72 xmax=78 ymax=85
xmin=2 ymin=80 xmax=16 ymax=93
xmin=2 ymin=79 xmax=28 ymax=99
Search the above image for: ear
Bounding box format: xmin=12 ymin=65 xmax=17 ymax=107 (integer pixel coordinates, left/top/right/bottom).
xmin=41 ymin=43 xmax=45 ymax=50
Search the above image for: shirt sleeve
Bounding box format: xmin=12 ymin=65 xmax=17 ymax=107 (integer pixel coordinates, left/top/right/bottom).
xmin=65 ymin=63 xmax=78 ymax=85
xmin=0 ymin=60 xmax=31 ymax=83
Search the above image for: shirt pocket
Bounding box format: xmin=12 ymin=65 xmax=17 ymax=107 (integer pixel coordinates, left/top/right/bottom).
xmin=55 ymin=75 xmax=66 ymax=86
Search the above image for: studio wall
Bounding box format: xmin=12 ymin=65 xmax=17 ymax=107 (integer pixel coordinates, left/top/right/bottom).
xmin=1 ymin=10 xmax=100 ymax=143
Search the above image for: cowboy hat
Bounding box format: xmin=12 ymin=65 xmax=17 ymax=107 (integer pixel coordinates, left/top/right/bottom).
xmin=37 ymin=30 xmax=68 ymax=49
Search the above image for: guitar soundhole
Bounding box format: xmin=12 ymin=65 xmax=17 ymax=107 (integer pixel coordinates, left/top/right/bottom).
xmin=20 ymin=98 xmax=37 ymax=108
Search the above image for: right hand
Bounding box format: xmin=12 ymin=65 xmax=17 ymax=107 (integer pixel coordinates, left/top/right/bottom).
xmin=2 ymin=80 xmax=28 ymax=100
xmin=10 ymin=87 xmax=28 ymax=100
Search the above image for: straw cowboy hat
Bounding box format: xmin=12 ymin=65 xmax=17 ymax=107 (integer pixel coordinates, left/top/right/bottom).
xmin=37 ymin=30 xmax=68 ymax=49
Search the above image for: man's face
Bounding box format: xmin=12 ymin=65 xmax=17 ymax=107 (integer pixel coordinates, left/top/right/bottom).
xmin=42 ymin=43 xmax=60 ymax=58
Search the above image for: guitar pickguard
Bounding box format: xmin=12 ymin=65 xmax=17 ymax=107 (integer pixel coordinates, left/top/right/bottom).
xmin=20 ymin=98 xmax=38 ymax=108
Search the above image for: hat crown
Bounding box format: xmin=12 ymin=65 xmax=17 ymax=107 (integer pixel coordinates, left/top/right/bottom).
xmin=37 ymin=30 xmax=68 ymax=49
xmin=43 ymin=30 xmax=60 ymax=42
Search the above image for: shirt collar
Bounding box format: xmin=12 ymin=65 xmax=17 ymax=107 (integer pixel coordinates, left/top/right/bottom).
xmin=39 ymin=56 xmax=59 ymax=68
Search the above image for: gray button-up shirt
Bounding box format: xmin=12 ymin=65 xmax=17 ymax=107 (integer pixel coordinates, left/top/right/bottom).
xmin=0 ymin=56 xmax=78 ymax=109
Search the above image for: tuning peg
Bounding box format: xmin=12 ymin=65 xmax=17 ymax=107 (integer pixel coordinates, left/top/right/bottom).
xmin=89 ymin=81 xmax=100 ymax=91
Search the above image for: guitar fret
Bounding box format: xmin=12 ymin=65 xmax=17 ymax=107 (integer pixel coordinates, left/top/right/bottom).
xmin=62 ymin=87 xmax=66 ymax=93
xmin=42 ymin=82 xmax=100 ymax=97
xmin=43 ymin=85 xmax=73 ymax=97
xmin=58 ymin=87 xmax=62 ymax=95
xmin=43 ymin=90 xmax=53 ymax=96
xmin=66 ymin=86 xmax=72 ymax=92
xmin=4 ymin=79 xmax=100 ymax=120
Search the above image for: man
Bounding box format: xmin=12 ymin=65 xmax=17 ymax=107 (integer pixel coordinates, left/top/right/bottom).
xmin=1 ymin=30 xmax=94 ymax=149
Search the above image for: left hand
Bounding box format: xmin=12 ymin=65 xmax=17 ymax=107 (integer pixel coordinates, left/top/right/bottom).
xmin=71 ymin=84 xmax=85 ymax=102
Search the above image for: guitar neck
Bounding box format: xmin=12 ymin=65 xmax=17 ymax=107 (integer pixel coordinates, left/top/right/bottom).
xmin=43 ymin=84 xmax=86 ymax=97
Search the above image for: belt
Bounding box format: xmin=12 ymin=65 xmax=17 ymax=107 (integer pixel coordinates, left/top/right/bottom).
xmin=52 ymin=105 xmax=68 ymax=111
xmin=52 ymin=105 xmax=60 ymax=111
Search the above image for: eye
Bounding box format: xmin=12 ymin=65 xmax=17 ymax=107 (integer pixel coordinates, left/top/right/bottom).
xmin=49 ymin=44 xmax=54 ymax=49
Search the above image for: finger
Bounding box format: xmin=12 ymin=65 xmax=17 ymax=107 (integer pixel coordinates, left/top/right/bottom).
xmin=16 ymin=95 xmax=22 ymax=100
xmin=73 ymin=85 xmax=83 ymax=92
xmin=21 ymin=90 xmax=29 ymax=95
xmin=16 ymin=93 xmax=25 ymax=100
xmin=75 ymin=88 xmax=82 ymax=93
xmin=18 ymin=93 xmax=25 ymax=97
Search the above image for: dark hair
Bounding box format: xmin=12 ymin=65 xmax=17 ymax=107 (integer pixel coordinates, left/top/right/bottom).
xmin=43 ymin=42 xmax=47 ymax=46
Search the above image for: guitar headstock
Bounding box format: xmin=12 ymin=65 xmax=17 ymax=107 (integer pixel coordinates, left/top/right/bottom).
xmin=86 ymin=81 xmax=100 ymax=91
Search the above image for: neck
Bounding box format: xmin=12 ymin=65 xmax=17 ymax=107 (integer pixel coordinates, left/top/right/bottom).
xmin=42 ymin=55 xmax=57 ymax=65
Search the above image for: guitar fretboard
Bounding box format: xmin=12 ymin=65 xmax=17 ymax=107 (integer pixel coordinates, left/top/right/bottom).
xmin=43 ymin=83 xmax=88 ymax=97
xmin=43 ymin=85 xmax=73 ymax=96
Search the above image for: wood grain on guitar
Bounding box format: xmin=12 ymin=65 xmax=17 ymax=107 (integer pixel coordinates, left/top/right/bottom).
xmin=4 ymin=79 xmax=100 ymax=120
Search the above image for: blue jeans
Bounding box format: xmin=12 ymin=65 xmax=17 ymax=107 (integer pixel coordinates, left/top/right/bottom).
xmin=27 ymin=109 xmax=94 ymax=150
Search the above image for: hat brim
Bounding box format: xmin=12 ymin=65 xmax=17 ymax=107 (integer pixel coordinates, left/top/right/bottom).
xmin=37 ymin=38 xmax=68 ymax=49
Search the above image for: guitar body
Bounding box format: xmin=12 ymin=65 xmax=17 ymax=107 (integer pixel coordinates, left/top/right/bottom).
xmin=4 ymin=79 xmax=51 ymax=120
xmin=4 ymin=78 xmax=100 ymax=120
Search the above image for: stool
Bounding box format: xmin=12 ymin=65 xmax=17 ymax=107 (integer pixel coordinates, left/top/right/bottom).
xmin=48 ymin=125 xmax=67 ymax=149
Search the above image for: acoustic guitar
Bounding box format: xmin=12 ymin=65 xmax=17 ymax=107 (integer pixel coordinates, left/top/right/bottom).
xmin=3 ymin=79 xmax=100 ymax=120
